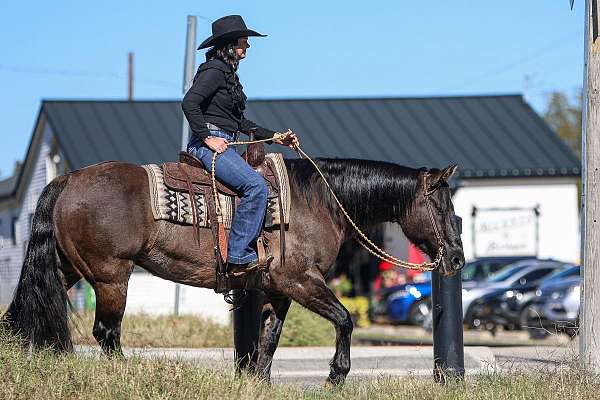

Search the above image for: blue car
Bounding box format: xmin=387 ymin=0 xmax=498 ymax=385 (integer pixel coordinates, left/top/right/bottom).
xmin=386 ymin=279 xmax=432 ymax=325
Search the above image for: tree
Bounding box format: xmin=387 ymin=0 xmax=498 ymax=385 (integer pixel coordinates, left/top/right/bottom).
xmin=543 ymin=90 xmax=583 ymax=158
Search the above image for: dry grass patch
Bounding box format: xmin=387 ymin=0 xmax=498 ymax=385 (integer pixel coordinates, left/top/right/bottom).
xmin=68 ymin=302 xmax=334 ymax=348
xmin=70 ymin=312 xmax=233 ymax=348
xmin=1 ymin=329 xmax=599 ymax=400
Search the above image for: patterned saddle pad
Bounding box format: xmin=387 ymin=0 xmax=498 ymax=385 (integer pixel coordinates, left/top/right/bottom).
xmin=142 ymin=153 xmax=290 ymax=229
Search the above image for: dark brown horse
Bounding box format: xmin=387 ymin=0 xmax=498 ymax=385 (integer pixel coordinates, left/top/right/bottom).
xmin=2 ymin=157 xmax=464 ymax=385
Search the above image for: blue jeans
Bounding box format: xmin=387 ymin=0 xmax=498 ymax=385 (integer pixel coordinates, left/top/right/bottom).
xmin=187 ymin=130 xmax=268 ymax=264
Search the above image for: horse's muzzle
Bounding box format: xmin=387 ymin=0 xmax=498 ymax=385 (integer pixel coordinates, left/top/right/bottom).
xmin=450 ymin=251 xmax=465 ymax=271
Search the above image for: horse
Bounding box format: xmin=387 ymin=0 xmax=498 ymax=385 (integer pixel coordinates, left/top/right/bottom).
xmin=1 ymin=157 xmax=464 ymax=385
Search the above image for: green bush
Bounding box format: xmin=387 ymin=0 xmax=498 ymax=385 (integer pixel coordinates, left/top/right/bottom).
xmin=339 ymin=296 xmax=370 ymax=328
xmin=280 ymin=303 xmax=335 ymax=346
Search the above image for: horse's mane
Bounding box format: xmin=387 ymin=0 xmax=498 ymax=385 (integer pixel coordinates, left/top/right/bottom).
xmin=286 ymin=158 xmax=422 ymax=227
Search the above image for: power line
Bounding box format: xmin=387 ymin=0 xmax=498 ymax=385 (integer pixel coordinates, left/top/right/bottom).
xmin=444 ymin=30 xmax=581 ymax=92
xmin=0 ymin=64 xmax=179 ymax=89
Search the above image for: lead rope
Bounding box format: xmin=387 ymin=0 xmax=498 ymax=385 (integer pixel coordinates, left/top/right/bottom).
xmin=210 ymin=130 xmax=443 ymax=272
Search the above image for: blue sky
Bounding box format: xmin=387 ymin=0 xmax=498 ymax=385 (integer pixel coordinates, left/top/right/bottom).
xmin=0 ymin=1 xmax=585 ymax=179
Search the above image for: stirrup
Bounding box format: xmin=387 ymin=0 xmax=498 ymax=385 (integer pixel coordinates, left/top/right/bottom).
xmin=227 ymin=259 xmax=260 ymax=277
xmin=224 ymin=290 xmax=249 ymax=310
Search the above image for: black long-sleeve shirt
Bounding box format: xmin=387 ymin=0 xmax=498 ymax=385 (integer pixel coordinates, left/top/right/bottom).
xmin=181 ymin=59 xmax=276 ymax=142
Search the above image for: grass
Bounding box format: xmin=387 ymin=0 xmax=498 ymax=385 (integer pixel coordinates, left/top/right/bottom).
xmin=68 ymin=302 xmax=334 ymax=348
xmin=70 ymin=312 xmax=233 ymax=348
xmin=1 ymin=330 xmax=599 ymax=400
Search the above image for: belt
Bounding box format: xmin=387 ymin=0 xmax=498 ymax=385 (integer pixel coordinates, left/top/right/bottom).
xmin=205 ymin=123 xmax=239 ymax=141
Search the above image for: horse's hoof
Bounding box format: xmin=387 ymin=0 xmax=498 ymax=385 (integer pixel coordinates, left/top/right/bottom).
xmin=324 ymin=376 xmax=345 ymax=387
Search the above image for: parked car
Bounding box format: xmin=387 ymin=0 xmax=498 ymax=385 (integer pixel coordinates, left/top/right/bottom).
xmin=385 ymin=280 xmax=432 ymax=325
xmin=525 ymin=265 xmax=580 ymax=339
xmin=379 ymin=257 xmax=535 ymax=327
xmin=460 ymin=256 xmax=536 ymax=283
xmin=463 ymin=260 xmax=571 ymax=330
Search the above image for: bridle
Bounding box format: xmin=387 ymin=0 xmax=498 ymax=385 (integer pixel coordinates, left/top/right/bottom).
xmin=420 ymin=172 xmax=446 ymax=270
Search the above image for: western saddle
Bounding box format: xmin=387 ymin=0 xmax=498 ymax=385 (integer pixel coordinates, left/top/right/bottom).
xmin=161 ymin=142 xmax=285 ymax=294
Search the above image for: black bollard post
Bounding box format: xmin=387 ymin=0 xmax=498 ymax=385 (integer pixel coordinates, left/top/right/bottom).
xmin=232 ymin=289 xmax=264 ymax=373
xmin=431 ymin=271 xmax=465 ymax=382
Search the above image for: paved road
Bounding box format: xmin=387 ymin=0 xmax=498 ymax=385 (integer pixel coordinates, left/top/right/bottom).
xmin=492 ymin=345 xmax=577 ymax=370
xmin=76 ymin=328 xmax=578 ymax=386
xmin=79 ymin=344 xmax=558 ymax=385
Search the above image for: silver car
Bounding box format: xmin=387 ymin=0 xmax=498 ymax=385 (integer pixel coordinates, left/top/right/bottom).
xmin=526 ymin=267 xmax=580 ymax=338
xmin=461 ymin=260 xmax=569 ymax=323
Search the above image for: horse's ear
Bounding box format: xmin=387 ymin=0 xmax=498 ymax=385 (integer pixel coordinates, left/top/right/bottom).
xmin=428 ymin=164 xmax=458 ymax=190
xmin=441 ymin=164 xmax=458 ymax=181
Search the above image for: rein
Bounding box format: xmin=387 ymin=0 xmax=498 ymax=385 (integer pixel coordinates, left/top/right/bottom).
xmin=210 ymin=131 xmax=445 ymax=272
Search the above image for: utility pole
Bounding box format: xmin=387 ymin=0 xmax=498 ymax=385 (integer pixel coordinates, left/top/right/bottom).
xmin=181 ymin=16 xmax=197 ymax=149
xmin=128 ymin=52 xmax=134 ymax=101
xmin=580 ymin=0 xmax=600 ymax=371
xmin=174 ymin=15 xmax=197 ymax=315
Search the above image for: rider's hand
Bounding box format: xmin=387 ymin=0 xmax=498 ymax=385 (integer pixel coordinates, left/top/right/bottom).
xmin=274 ymin=130 xmax=300 ymax=149
xmin=204 ymin=137 xmax=229 ymax=153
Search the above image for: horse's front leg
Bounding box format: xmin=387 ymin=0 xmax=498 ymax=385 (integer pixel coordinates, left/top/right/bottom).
xmin=282 ymin=266 xmax=353 ymax=386
xmin=255 ymin=294 xmax=292 ymax=382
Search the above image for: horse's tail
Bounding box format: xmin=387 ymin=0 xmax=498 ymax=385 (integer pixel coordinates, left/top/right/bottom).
xmin=1 ymin=175 xmax=72 ymax=351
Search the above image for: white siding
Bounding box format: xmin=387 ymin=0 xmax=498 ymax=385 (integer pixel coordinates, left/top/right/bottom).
xmin=453 ymin=178 xmax=580 ymax=264
xmin=0 ymin=209 xmax=19 ymax=305
xmin=125 ymin=273 xmax=230 ymax=325
xmin=0 ymin=124 xmax=53 ymax=305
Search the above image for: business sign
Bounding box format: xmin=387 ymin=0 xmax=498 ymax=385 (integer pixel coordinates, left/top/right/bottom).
xmin=472 ymin=207 xmax=539 ymax=257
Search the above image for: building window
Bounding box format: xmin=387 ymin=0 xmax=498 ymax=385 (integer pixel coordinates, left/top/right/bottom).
xmin=11 ymin=217 xmax=17 ymax=245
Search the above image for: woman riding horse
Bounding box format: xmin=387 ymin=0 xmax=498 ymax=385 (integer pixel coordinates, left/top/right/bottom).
xmin=1 ymin=16 xmax=465 ymax=388
xmin=182 ymin=15 xmax=299 ymax=276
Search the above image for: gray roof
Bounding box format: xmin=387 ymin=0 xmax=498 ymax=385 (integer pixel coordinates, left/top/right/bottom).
xmin=43 ymin=95 xmax=579 ymax=178
xmin=0 ymin=174 xmax=18 ymax=198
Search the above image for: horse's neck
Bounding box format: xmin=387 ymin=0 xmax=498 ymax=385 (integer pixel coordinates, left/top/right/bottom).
xmin=319 ymin=162 xmax=419 ymax=229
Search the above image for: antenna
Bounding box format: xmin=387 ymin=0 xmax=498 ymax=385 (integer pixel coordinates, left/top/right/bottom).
xmin=128 ymin=52 xmax=134 ymax=101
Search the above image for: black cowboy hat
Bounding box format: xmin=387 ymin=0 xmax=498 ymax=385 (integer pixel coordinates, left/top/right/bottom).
xmin=198 ymin=15 xmax=266 ymax=50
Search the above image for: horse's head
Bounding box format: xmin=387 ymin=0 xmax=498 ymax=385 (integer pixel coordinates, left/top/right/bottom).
xmin=401 ymin=164 xmax=464 ymax=277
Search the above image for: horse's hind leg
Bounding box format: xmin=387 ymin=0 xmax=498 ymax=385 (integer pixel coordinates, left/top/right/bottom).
xmin=91 ymin=260 xmax=133 ymax=357
xmin=57 ymin=251 xmax=82 ymax=290
xmin=282 ymin=267 xmax=353 ymax=385
xmin=255 ymin=294 xmax=292 ymax=381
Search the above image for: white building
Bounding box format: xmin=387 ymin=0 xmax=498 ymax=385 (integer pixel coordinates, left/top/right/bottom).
xmin=0 ymin=95 xmax=580 ymax=315
xmin=453 ymin=177 xmax=579 ymax=263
